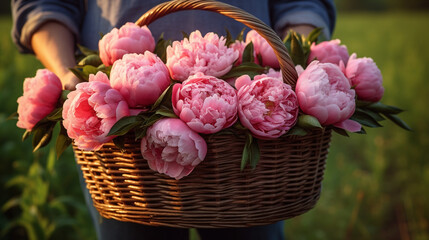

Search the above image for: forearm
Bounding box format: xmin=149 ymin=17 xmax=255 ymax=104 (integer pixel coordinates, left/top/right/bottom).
xmin=31 ymin=21 xmax=79 ymax=90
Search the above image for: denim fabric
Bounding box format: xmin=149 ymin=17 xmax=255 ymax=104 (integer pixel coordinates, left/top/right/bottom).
xmin=12 ymin=0 xmax=336 ymax=53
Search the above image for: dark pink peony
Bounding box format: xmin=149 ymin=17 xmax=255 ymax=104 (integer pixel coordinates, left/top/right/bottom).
xmin=172 ymin=72 xmax=238 ymax=134
xmin=236 ymin=74 xmax=298 ymax=139
xmin=141 ymin=118 xmax=207 ymax=180
xmin=16 ymin=69 xmax=62 ymax=131
xmin=62 ymin=72 xmax=129 ymax=150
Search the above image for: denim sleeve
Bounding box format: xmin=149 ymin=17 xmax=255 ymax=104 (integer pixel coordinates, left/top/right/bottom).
xmin=11 ymin=0 xmax=85 ymax=54
xmin=269 ymin=0 xmax=336 ymax=40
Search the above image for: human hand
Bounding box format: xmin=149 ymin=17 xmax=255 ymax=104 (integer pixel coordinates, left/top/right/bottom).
xmin=282 ymin=24 xmax=316 ymax=39
xmin=60 ymin=70 xmax=81 ymax=91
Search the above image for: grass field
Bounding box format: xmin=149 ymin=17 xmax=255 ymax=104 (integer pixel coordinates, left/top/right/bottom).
xmin=1 ymin=11 xmax=428 ymax=240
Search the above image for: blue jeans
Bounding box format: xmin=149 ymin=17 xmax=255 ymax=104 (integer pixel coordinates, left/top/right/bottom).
xmin=77 ymin=165 xmax=285 ymax=240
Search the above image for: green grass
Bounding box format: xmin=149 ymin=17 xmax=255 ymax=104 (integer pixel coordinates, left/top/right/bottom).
xmin=284 ymin=12 xmax=429 ymax=240
xmin=1 ymin=11 xmax=429 ymax=240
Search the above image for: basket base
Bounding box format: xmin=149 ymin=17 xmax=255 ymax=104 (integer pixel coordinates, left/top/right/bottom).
xmin=75 ymin=129 xmax=331 ymax=228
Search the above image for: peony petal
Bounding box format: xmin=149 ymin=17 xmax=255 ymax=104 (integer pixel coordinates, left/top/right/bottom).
xmin=334 ymin=119 xmax=362 ymax=132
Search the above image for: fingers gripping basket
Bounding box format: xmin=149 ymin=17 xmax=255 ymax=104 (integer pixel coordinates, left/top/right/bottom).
xmin=74 ymin=0 xmax=332 ymax=228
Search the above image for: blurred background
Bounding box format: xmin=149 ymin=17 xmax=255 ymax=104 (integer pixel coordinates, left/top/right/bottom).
xmin=0 ymin=0 xmax=428 ymax=239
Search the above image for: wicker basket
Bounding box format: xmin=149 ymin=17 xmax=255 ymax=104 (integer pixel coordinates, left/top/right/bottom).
xmin=74 ymin=0 xmax=332 ymax=228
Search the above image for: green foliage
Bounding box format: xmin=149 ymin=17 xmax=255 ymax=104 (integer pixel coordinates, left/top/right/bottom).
xmin=284 ymin=12 xmax=429 ymax=240
xmin=0 ymin=17 xmax=95 ymax=240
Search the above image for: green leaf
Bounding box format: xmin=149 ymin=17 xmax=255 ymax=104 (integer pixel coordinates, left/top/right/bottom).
xmin=358 ymin=108 xmax=385 ymax=121
xmin=113 ymin=135 xmax=127 ymax=151
xmin=55 ymin=125 xmax=72 ymax=159
xmin=46 ymin=107 xmax=63 ymax=121
xmin=367 ymin=102 xmax=404 ymax=114
xmin=283 ymin=31 xmax=292 ymax=51
xmin=236 ymin=28 xmax=246 ymax=42
xmin=83 ymin=65 xmax=98 ymax=77
xmin=382 ymin=113 xmax=412 ymax=131
xmin=2 ymin=197 xmax=21 ymax=212
xmin=249 ymin=138 xmax=260 ymax=169
xmin=241 ymin=133 xmax=252 ymax=171
xmin=69 ymin=67 xmax=88 ymax=81
xmin=225 ymin=28 xmax=234 ymax=46
xmin=240 ymin=132 xmax=260 ymax=170
xmin=7 ymin=112 xmax=18 ymax=120
xmin=32 ymin=123 xmax=55 ymax=152
xmin=332 ymin=127 xmax=350 ymax=137
xmin=78 ymin=54 xmax=102 ymax=67
xmin=134 ymin=126 xmax=148 ymax=140
xmin=150 ymin=84 xmax=173 ymax=111
xmin=350 ymin=110 xmax=383 ymax=128
xmin=298 ymin=114 xmax=322 ymax=129
xmin=307 ymin=27 xmax=323 ymax=44
xmin=181 ymin=31 xmax=189 ymax=39
xmin=287 ymin=126 xmax=308 ymax=136
xmin=22 ymin=130 xmax=31 ymax=141
xmin=290 ymin=32 xmax=306 ymax=66
xmin=77 ymin=44 xmax=98 ymax=56
xmin=242 ymin=42 xmax=255 ymax=63
xmin=221 ymin=62 xmax=266 ymax=79
xmin=154 ymin=33 xmax=172 ymax=63
xmin=144 ymin=114 xmax=163 ymax=127
xmin=155 ymin=108 xmax=177 ymax=118
xmin=107 ymin=115 xmax=142 ymax=136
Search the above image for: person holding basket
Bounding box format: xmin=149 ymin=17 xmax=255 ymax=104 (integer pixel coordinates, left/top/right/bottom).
xmin=11 ymin=0 xmax=336 ymax=239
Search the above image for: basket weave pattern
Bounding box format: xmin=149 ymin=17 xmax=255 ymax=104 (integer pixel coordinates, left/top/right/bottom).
xmin=74 ymin=0 xmax=333 ymax=228
xmin=75 ymin=129 xmax=331 ymax=228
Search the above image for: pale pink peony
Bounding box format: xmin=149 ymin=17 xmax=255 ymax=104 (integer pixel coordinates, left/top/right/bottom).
xmin=345 ymin=53 xmax=384 ymax=102
xmin=229 ymin=40 xmax=246 ymax=66
xmin=236 ymin=74 xmax=298 ymax=139
xmin=16 ymin=69 xmax=62 ymax=131
xmin=166 ymin=30 xmax=239 ymax=81
xmin=296 ymin=61 xmax=356 ymax=126
xmin=245 ymin=30 xmax=279 ymax=68
xmin=99 ymin=22 xmax=155 ymax=66
xmin=308 ymin=39 xmax=349 ymax=65
xmin=62 ymin=72 xmax=130 ymax=150
xmin=172 ymin=72 xmax=238 ymax=134
xmin=110 ymin=52 xmax=170 ymax=108
xmin=141 ymin=118 xmax=207 ymax=180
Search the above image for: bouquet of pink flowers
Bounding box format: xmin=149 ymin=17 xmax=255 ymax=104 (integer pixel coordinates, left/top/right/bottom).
xmin=15 ymin=22 xmax=410 ymax=180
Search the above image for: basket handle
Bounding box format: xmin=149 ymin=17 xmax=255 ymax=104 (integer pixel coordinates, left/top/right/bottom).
xmin=135 ymin=0 xmax=298 ymax=87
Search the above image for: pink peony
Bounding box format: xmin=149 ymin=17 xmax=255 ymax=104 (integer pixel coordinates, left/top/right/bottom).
xmin=172 ymin=72 xmax=238 ymax=134
xmin=110 ymin=52 xmax=171 ymax=108
xmin=345 ymin=53 xmax=384 ymax=102
xmin=99 ymin=22 xmax=155 ymax=66
xmin=296 ymin=61 xmax=356 ymax=126
xmin=141 ymin=118 xmax=207 ymax=180
xmin=17 ymin=69 xmax=62 ymax=131
xmin=229 ymin=40 xmax=246 ymax=66
xmin=308 ymin=39 xmax=349 ymax=65
xmin=166 ymin=30 xmax=239 ymax=81
xmin=236 ymin=74 xmax=298 ymax=139
xmin=245 ymin=30 xmax=279 ymax=68
xmin=62 ymin=72 xmax=129 ymax=150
